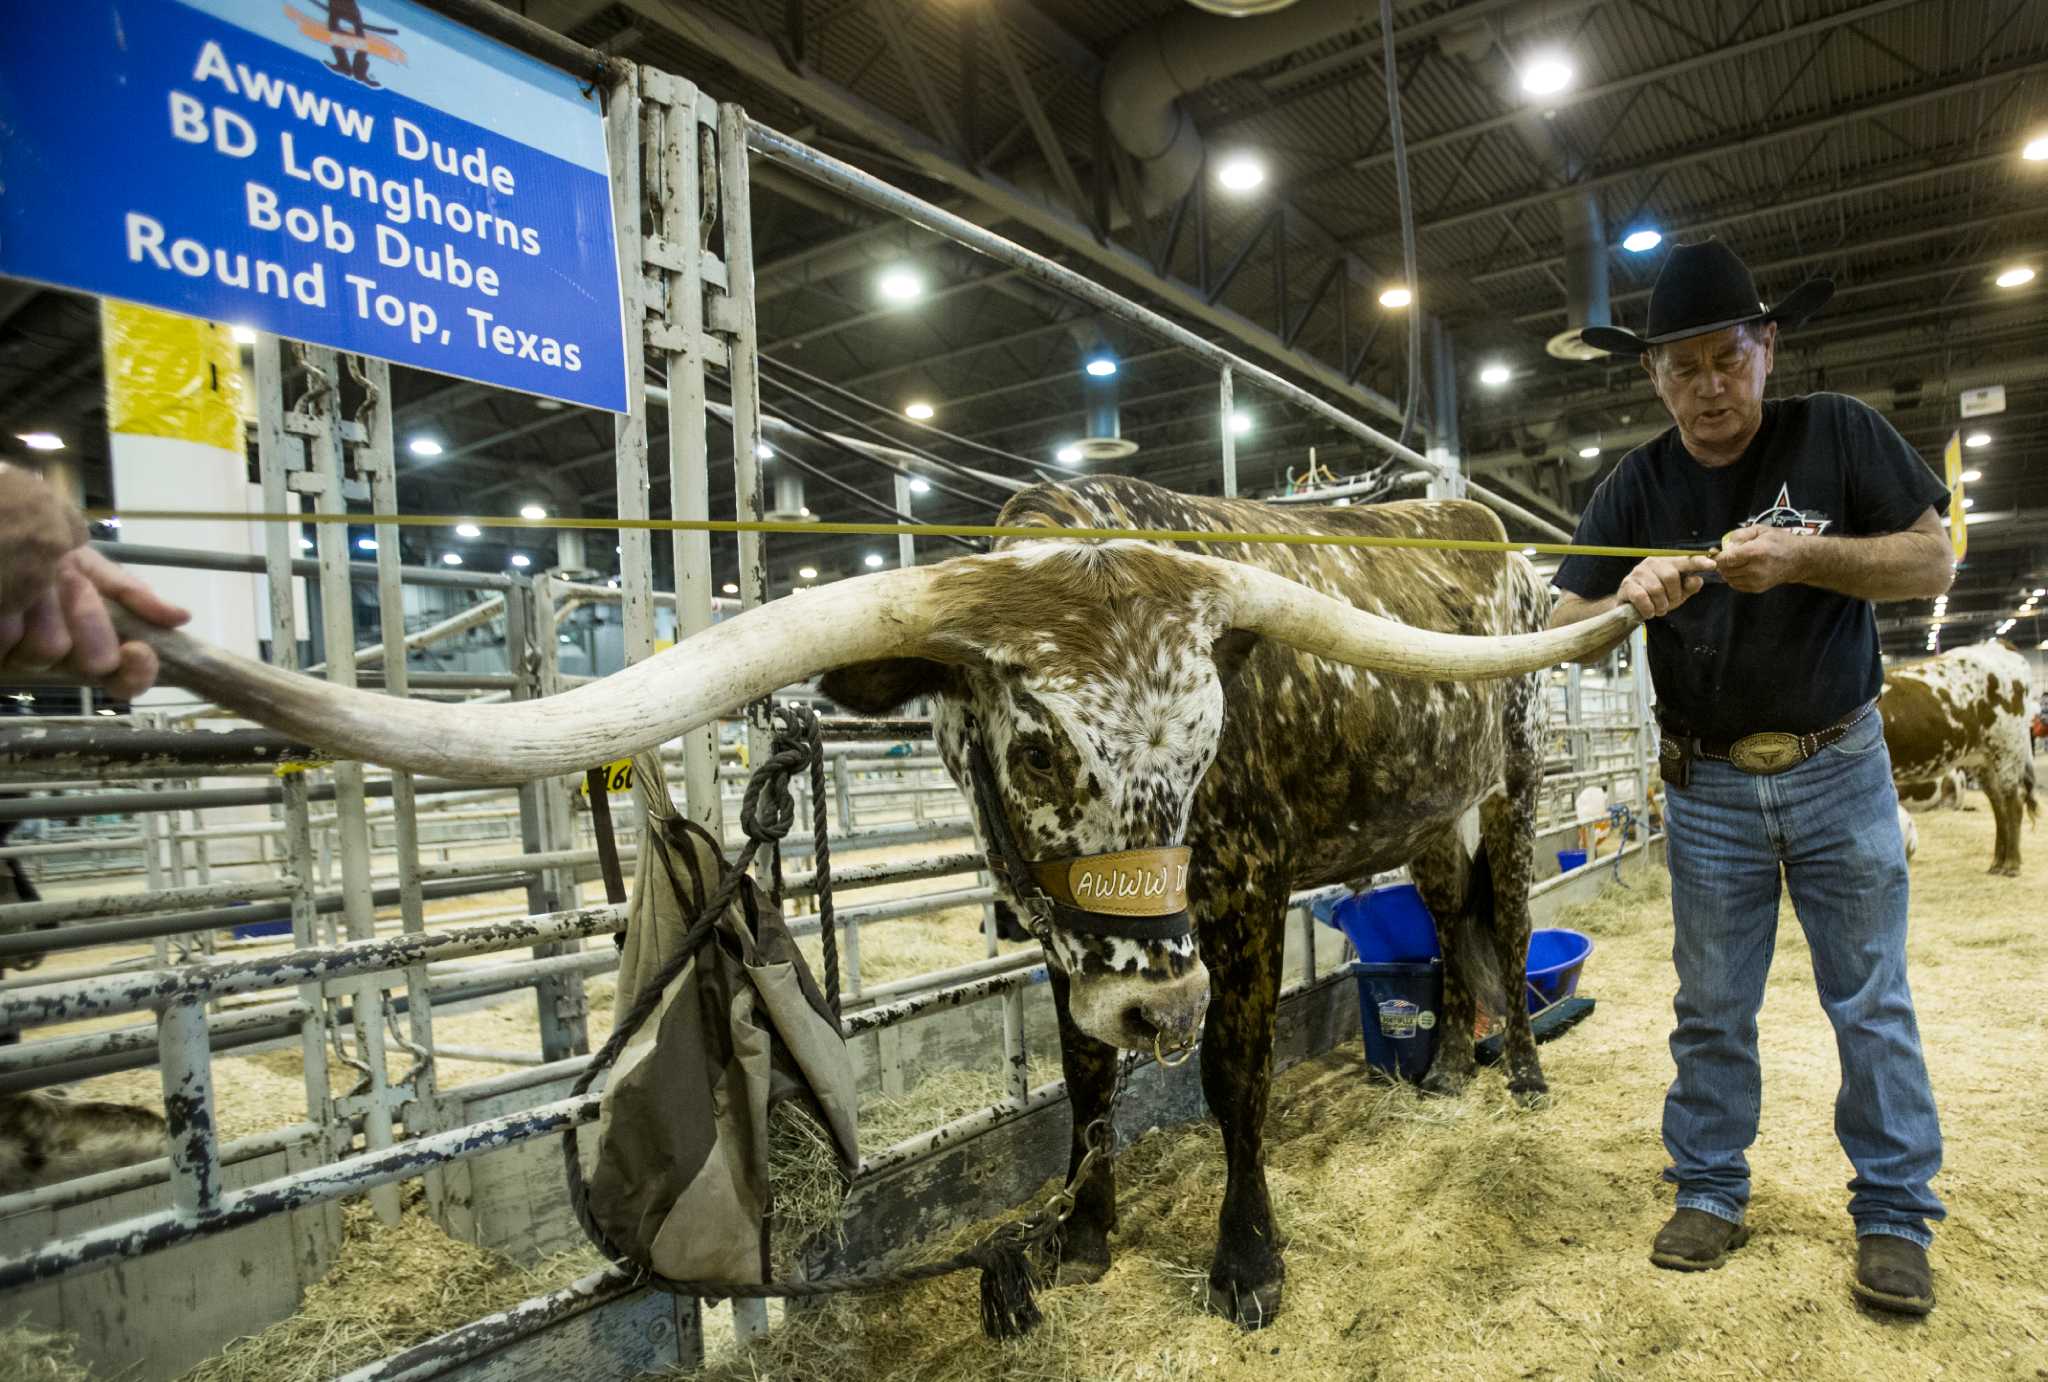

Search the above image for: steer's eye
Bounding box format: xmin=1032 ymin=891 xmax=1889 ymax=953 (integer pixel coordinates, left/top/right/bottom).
xmin=1021 ymin=745 xmax=1054 ymax=775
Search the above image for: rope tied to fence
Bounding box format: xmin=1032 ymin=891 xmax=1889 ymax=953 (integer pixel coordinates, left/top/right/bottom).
xmin=561 ymin=701 xmax=1114 ymax=1337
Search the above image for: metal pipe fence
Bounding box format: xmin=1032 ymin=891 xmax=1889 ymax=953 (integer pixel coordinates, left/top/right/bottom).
xmin=0 ymin=48 xmax=1662 ymax=1381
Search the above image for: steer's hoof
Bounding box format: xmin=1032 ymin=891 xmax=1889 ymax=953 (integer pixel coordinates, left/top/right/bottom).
xmin=1420 ymin=1060 xmax=1473 ymax=1097
xmin=1050 ymin=1224 xmax=1111 ymax=1286
xmin=1206 ymin=1275 xmax=1284 ymax=1329
xmin=1053 ymin=1250 xmax=1110 ymax=1286
xmin=1508 ymin=1076 xmax=1552 ymax=1110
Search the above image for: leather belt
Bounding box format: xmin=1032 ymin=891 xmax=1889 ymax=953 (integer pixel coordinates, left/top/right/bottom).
xmin=1661 ymin=701 xmax=1875 ymax=776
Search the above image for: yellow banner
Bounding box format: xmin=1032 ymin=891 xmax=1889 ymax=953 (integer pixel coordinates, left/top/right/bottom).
xmin=1943 ymin=431 xmax=1966 ymax=561
xmin=100 ymin=302 xmax=245 ymax=452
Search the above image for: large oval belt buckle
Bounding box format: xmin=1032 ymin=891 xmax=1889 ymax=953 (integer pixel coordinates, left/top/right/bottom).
xmin=1728 ymin=731 xmax=1804 ymax=774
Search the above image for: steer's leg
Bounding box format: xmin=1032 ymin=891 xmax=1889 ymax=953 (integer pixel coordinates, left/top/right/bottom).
xmin=1480 ymin=787 xmax=1547 ymax=1103
xmin=1485 ymin=668 xmax=1550 ymax=1105
xmin=1198 ymin=867 xmax=1289 ymax=1328
xmin=1411 ymin=828 xmax=1480 ymax=1097
xmin=1047 ymin=965 xmax=1119 ymax=1285
xmin=1983 ymin=778 xmax=2018 ymax=876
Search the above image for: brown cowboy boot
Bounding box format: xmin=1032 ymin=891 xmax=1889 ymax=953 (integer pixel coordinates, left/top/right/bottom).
xmin=1852 ymin=1235 xmax=1934 ymax=1316
xmin=1650 ymin=1208 xmax=1751 ymax=1270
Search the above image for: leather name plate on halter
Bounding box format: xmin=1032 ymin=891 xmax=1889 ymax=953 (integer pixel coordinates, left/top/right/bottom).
xmin=1033 ymin=847 xmax=1192 ymax=918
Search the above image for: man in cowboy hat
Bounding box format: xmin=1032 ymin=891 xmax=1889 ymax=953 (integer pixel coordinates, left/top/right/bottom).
xmin=1548 ymin=238 xmax=1953 ymax=1316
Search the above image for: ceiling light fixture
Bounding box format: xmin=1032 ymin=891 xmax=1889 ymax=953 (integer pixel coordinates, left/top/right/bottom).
xmin=442 ymin=553 xmax=463 ymax=566
xmin=877 ymin=266 xmax=924 ymax=302
xmin=1479 ymin=362 xmax=1512 ymax=387
xmin=2025 ymin=135 xmax=2048 ymax=161
xmin=1965 ymin=431 xmax=1992 ymax=448
xmin=909 ymin=477 xmax=931 ymax=494
xmin=864 ymin=553 xmax=884 ymax=569
xmin=1215 ymin=153 xmax=1267 ymax=193
xmin=455 ymin=522 xmax=482 ymax=538
xmin=1961 ymin=468 xmax=1982 ymax=483
xmin=510 ymin=554 xmax=531 ymax=568
xmin=1578 ymin=445 xmax=1601 ymax=459
xmin=408 ymin=437 xmax=443 ymax=457
xmin=15 ymin=432 xmax=62 ymax=451
xmin=1519 ymin=52 xmax=1575 ymax=98
xmin=904 ymin=401 xmax=935 ymax=420
xmin=519 ymin=503 xmax=547 ymax=521
xmin=1994 ymin=266 xmax=2036 ymax=289
xmin=1230 ymin=412 xmax=1253 ymax=435
xmin=231 ymin=325 xmax=258 ymax=345
xmin=756 ymin=443 xmax=774 ymax=460
xmin=1084 ymin=356 xmax=1118 ymax=378
xmin=1056 ymin=444 xmax=1083 ymax=465
xmin=722 ymin=582 xmax=739 ymax=595
xmin=357 ymin=537 xmax=377 ymax=552
xmin=1379 ymin=286 xmax=1413 ymax=309
xmin=1621 ymin=229 xmax=1662 ymax=253
xmin=798 ymin=565 xmax=818 ymax=580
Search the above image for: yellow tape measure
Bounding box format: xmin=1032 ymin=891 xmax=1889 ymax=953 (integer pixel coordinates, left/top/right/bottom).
xmin=84 ymin=508 xmax=1696 ymax=563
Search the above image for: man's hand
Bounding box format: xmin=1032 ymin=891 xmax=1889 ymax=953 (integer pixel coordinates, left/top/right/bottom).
xmin=1617 ymin=555 xmax=1718 ymax=619
xmin=1715 ymin=525 xmax=1810 ymax=594
xmin=0 ymin=465 xmax=190 ymax=701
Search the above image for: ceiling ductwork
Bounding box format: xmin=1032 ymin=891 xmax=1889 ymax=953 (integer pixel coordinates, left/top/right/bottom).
xmin=1548 ymin=192 xmax=1611 ymax=361
xmin=1070 ymin=324 xmax=1138 ymax=461
xmin=1101 ymin=1 xmax=1379 ymax=214
xmin=1183 ymin=0 xmax=1303 ymax=13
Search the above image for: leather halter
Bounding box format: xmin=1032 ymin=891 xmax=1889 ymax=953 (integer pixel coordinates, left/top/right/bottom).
xmin=964 ymin=732 xmax=1194 ymax=945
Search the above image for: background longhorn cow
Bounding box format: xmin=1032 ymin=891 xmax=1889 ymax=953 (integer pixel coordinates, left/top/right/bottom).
xmin=123 ymin=474 xmax=1635 ymax=1330
xmin=1880 ymin=641 xmax=2038 ymax=875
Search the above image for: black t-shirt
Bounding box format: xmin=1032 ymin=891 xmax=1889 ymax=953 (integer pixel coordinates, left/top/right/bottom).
xmin=1553 ymin=392 xmax=1949 ymax=741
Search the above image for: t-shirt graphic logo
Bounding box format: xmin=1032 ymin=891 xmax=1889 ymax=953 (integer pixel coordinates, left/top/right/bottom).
xmin=1743 ymin=483 xmax=1832 ymax=536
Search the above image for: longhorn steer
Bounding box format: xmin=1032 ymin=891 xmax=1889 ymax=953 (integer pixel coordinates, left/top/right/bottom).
xmin=821 ymin=476 xmax=1577 ymax=1323
xmin=1879 ymin=641 xmax=2037 ymax=875
xmin=117 ymin=474 xmax=1636 ymax=1329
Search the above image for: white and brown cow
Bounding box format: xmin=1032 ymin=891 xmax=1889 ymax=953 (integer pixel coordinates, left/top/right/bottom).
xmin=111 ymin=474 xmax=1637 ymax=1329
xmin=1880 ymin=641 xmax=2037 ymax=875
xmin=0 ymin=1090 xmax=166 ymax=1194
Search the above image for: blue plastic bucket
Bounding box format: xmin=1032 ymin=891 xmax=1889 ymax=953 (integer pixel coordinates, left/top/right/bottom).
xmin=1327 ymin=883 xmax=1440 ymax=963
xmin=1555 ymin=849 xmax=1588 ymax=873
xmin=1524 ymin=928 xmax=1594 ymax=1013
xmin=1352 ymin=960 xmax=1443 ymax=1083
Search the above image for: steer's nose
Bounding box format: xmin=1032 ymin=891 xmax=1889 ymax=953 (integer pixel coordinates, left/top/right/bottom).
xmin=1130 ymin=970 xmax=1210 ymax=1050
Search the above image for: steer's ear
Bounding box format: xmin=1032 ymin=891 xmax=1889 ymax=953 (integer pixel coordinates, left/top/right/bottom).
xmin=819 ymin=658 xmax=959 ymax=714
xmin=1212 ymin=629 xmax=1260 ymax=692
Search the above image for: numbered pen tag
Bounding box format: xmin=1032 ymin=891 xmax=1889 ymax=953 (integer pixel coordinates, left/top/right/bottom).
xmin=580 ymin=758 xmax=635 ymax=795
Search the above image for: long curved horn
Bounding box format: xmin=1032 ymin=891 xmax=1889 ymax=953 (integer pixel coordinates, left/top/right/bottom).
xmin=116 ymin=565 xmax=951 ymax=782
xmin=1208 ymin=556 xmax=1641 ymax=678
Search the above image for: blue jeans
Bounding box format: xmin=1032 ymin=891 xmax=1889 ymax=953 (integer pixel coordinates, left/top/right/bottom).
xmin=1661 ymin=705 xmax=1944 ymax=1247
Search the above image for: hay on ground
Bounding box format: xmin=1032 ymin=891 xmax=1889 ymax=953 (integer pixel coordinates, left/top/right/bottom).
xmin=177 ymin=1189 xmax=600 ymax=1382
xmin=0 ymin=1321 xmax=94 ymax=1382
xmin=653 ymin=795 xmax=2048 ymax=1382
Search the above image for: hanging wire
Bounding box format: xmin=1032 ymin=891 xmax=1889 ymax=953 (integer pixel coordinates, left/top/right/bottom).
xmin=756 ymin=355 xmax=1062 ymax=487
xmin=734 ymin=375 xmax=1007 ymax=515
xmin=1380 ymin=0 xmax=1423 ymax=450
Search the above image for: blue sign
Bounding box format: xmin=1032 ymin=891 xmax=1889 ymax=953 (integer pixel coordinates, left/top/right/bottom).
xmin=0 ymin=0 xmax=627 ymax=412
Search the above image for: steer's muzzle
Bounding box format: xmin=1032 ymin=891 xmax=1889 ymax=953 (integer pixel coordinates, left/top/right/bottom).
xmin=1067 ymin=958 xmax=1212 ymax=1053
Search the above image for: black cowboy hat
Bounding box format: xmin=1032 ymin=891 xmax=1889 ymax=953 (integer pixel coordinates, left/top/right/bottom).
xmin=1579 ymin=238 xmax=1833 ymax=355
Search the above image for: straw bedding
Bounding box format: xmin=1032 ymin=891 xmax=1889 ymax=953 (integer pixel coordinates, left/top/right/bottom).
xmin=654 ymin=798 xmax=2048 ymax=1382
